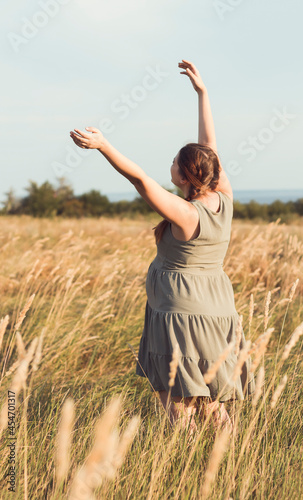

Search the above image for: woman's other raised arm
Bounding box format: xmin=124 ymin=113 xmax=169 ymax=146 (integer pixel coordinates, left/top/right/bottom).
xmin=70 ymin=128 xmax=198 ymax=235
xmin=179 ymin=60 xmax=233 ymax=199
xmin=179 ymin=59 xmax=217 ymax=151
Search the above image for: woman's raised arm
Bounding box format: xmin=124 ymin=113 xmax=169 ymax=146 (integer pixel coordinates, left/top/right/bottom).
xmin=70 ymin=127 xmax=198 ymax=234
xmin=179 ymin=60 xmax=233 ymax=199
xmin=179 ymin=60 xmax=217 ymax=152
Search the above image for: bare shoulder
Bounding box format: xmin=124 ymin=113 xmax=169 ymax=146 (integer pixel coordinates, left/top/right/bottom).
xmin=171 ymin=202 xmax=200 ymax=242
xmin=219 ymin=189 xmax=233 ymax=203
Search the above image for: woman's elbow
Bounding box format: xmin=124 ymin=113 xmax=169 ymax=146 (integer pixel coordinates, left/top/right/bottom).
xmin=132 ymin=174 xmax=149 ymax=192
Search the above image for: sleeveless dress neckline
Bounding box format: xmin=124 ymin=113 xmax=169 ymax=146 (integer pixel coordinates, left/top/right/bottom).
xmin=169 ymin=192 xmax=223 ymax=243
xmin=191 ymin=191 xmax=222 ymax=215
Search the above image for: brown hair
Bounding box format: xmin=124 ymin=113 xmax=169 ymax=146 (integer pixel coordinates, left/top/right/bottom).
xmin=153 ymin=143 xmax=221 ymax=244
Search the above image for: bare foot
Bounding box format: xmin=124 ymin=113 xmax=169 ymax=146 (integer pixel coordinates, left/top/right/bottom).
xmin=214 ymin=408 xmax=234 ymax=434
xmin=205 ymin=402 xmax=234 ymax=434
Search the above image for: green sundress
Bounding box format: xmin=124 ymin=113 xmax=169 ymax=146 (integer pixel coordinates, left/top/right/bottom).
xmin=136 ymin=191 xmax=256 ymax=401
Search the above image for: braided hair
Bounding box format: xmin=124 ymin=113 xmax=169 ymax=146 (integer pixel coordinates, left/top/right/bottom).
xmin=154 ymin=143 xmax=221 ymax=244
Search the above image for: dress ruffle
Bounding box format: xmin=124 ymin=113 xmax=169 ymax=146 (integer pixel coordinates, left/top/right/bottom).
xmin=136 ymin=302 xmax=256 ymax=401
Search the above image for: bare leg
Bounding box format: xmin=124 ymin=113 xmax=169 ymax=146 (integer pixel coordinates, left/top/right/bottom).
xmin=158 ymin=392 xmax=233 ymax=435
xmin=197 ymin=397 xmax=233 ymax=433
xmin=158 ymin=390 xmax=198 ymax=436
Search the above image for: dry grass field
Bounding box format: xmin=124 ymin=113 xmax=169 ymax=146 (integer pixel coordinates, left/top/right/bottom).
xmin=0 ymin=214 xmax=302 ymax=499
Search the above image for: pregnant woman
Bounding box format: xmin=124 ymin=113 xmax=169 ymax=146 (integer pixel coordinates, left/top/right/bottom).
xmin=70 ymin=60 xmax=255 ymax=435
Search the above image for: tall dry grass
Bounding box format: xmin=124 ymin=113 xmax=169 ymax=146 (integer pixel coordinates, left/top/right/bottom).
xmin=0 ymin=214 xmax=302 ymax=499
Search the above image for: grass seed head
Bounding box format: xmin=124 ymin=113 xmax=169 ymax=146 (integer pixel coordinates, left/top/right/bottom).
xmin=264 ymin=291 xmax=271 ymax=330
xmin=251 ymin=328 xmax=274 ymax=373
xmin=55 ymin=397 xmax=75 ymax=484
xmin=234 ymin=314 xmax=243 ymax=356
xmin=168 ymin=343 xmax=180 ymax=387
xmin=0 ymin=315 xmax=10 ymax=351
xmin=248 ymin=294 xmax=254 ymax=328
xmin=252 ymin=365 xmax=265 ymax=407
xmin=270 ymin=375 xmax=288 ymax=409
xmin=288 ymin=278 xmax=299 ymax=302
xmin=16 ymin=331 xmax=26 ymax=361
xmin=14 ymin=293 xmax=36 ymax=331
xmin=281 ymin=322 xmax=303 ymax=360
xmin=232 ymin=340 xmax=252 ymax=381
xmin=32 ymin=327 xmax=46 ymax=372
xmin=200 ymin=427 xmax=230 ymax=498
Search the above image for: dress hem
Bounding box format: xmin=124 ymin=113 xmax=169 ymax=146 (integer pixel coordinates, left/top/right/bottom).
xmin=136 ymin=371 xmax=255 ymax=402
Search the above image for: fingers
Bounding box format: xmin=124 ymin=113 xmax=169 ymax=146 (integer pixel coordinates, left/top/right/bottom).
xmin=178 ymin=60 xmax=193 ymax=67
xmin=73 ymin=128 xmax=91 ymax=139
xmin=85 ymin=126 xmax=99 ymax=133
xmin=178 ymin=60 xmax=198 ymax=74
xmin=71 ymin=137 xmax=85 ymax=148
xmin=178 ymin=62 xmax=188 ymax=69
xmin=179 ymin=68 xmax=195 ymax=79
xmin=186 ymin=68 xmax=194 ymax=77
xmin=182 ymin=59 xmax=196 ymax=69
xmin=179 ymin=68 xmax=194 ymax=75
xmin=70 ymin=130 xmax=88 ymax=142
xmin=70 ymin=132 xmax=90 ymax=148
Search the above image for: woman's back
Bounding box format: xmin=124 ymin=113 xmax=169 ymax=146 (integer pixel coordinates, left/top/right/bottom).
xmin=155 ymin=191 xmax=233 ymax=271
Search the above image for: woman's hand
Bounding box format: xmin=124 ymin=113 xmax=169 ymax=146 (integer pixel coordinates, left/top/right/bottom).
xmin=178 ymin=60 xmax=207 ymax=94
xmin=70 ymin=127 xmax=105 ymax=150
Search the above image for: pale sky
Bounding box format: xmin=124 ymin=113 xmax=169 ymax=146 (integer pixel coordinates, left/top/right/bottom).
xmin=2 ymin=0 xmax=303 ymax=202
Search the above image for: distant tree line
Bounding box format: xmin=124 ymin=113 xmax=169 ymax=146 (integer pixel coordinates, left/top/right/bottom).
xmin=1 ymin=178 xmax=303 ymax=223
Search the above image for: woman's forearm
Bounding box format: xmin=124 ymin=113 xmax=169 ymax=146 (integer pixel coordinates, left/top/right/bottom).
xmin=197 ymin=92 xmax=232 ymax=193
xmin=198 ymin=90 xmax=217 ymax=151
xmin=98 ymin=140 xmax=147 ymax=187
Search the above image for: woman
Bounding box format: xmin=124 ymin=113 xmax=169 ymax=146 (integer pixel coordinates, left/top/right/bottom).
xmin=70 ymin=60 xmax=255 ymax=435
